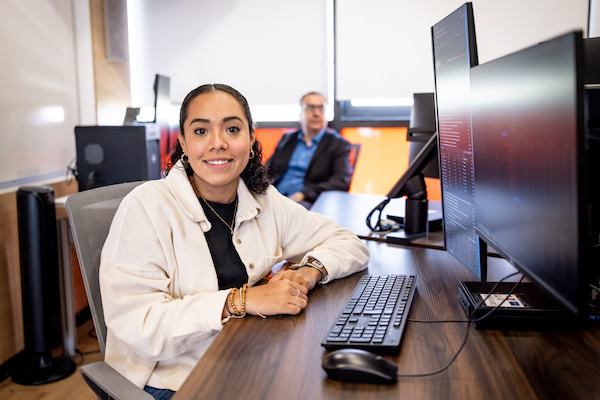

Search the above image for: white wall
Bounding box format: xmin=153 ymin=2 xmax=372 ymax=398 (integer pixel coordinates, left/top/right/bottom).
xmin=0 ymin=0 xmax=93 ymax=191
xmin=336 ymin=0 xmax=589 ymax=100
xmin=591 ymin=0 xmax=600 ymax=37
xmin=128 ymin=0 xmax=330 ymax=112
xmin=128 ymin=0 xmax=589 ymax=111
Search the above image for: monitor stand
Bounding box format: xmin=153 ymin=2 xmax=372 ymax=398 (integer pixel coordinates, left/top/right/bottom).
xmin=386 ymin=199 xmax=443 ymax=232
xmin=385 ymin=199 xmax=443 ymax=245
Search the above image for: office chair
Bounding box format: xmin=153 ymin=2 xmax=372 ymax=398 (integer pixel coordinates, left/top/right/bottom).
xmin=65 ymin=181 xmax=153 ymax=400
xmin=349 ymin=143 xmax=362 ymax=178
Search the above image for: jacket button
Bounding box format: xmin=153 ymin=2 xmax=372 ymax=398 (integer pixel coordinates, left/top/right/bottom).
xmin=236 ymin=238 xmax=241 ymax=244
xmin=249 ymin=263 xmax=255 ymax=269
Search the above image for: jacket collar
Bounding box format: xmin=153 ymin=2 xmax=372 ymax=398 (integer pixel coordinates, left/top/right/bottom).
xmin=165 ymin=161 xmax=262 ymax=230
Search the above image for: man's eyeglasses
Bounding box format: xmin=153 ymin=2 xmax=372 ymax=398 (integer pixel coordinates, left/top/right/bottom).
xmin=303 ymin=104 xmax=325 ymax=113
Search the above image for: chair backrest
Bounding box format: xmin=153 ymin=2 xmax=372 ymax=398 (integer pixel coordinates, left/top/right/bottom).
xmin=65 ymin=181 xmax=144 ymax=356
xmin=349 ymin=143 xmax=362 ymax=177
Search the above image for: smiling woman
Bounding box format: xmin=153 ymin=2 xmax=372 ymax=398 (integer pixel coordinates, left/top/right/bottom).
xmin=97 ymin=83 xmax=369 ymax=399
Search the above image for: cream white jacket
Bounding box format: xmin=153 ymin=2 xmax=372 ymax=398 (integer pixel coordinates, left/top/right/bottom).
xmin=99 ymin=162 xmax=369 ymax=391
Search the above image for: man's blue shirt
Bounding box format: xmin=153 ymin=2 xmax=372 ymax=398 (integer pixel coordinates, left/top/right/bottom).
xmin=275 ymin=128 xmax=327 ymax=196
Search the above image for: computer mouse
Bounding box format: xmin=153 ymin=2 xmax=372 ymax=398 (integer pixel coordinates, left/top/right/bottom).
xmin=322 ymin=348 xmax=398 ymax=385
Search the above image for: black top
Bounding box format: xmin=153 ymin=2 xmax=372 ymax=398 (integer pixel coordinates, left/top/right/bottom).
xmin=199 ymin=197 xmax=248 ymax=290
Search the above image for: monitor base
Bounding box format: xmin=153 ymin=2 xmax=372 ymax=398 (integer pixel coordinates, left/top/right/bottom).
xmin=385 ymin=230 xmax=427 ymax=245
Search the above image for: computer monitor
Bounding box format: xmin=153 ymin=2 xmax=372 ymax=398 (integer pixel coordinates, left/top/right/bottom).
xmin=386 ymin=133 xmax=438 ymax=201
xmin=407 ymin=93 xmax=436 ymax=136
xmin=431 ymin=2 xmax=482 ymax=279
xmin=407 ymin=93 xmax=438 ymax=179
xmin=584 ymin=37 xmax=600 ymax=84
xmin=471 ymin=30 xmax=593 ymax=319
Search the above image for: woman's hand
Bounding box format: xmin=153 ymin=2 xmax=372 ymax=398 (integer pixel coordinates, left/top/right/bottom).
xmin=270 ymin=267 xmax=321 ymax=290
xmin=242 ymin=279 xmax=308 ymax=316
xmin=221 ymin=269 xmax=321 ymax=319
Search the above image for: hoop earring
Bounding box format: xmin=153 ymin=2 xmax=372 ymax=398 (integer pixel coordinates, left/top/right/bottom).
xmin=182 ymin=153 xmax=189 ymax=166
xmin=249 ymin=149 xmax=255 ymax=160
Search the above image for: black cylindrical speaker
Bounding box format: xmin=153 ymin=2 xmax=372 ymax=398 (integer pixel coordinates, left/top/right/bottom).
xmin=12 ymin=186 xmax=75 ymax=385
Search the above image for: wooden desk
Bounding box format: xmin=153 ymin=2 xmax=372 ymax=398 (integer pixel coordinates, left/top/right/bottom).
xmin=175 ymin=241 xmax=600 ymax=399
xmin=310 ymin=191 xmax=444 ymax=249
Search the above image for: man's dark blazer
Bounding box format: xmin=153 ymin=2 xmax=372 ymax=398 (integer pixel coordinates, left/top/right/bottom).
xmin=267 ymin=127 xmax=352 ymax=204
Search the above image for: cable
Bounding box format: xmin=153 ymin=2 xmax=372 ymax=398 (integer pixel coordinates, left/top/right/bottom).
xmin=66 ymin=157 xmax=78 ymax=185
xmin=396 ymin=271 xmax=524 ymax=378
xmin=469 ymin=274 xmax=525 ymax=323
xmin=589 ymin=283 xmax=600 ymax=309
xmin=365 ymin=198 xmax=400 ymax=232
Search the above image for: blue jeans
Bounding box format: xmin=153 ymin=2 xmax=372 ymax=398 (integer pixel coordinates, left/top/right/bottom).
xmin=144 ymin=385 xmax=176 ymax=400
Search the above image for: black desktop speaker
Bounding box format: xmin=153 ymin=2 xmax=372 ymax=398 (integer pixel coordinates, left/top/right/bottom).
xmin=75 ymin=124 xmax=161 ymax=191
xmin=13 ymin=187 xmax=75 ymax=385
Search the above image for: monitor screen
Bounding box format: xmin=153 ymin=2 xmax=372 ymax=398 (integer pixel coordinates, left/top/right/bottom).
xmin=431 ymin=3 xmax=481 ymax=279
xmin=471 ymin=31 xmax=587 ymax=316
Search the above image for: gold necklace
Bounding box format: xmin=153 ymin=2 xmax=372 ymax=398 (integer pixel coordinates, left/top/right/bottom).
xmin=201 ymin=197 xmax=237 ymax=234
xmin=189 ymin=178 xmax=238 ymax=234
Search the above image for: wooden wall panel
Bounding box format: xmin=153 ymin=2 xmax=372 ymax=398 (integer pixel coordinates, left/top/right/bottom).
xmin=90 ymin=0 xmax=131 ymax=124
xmin=0 ymin=189 xmax=23 ymax=364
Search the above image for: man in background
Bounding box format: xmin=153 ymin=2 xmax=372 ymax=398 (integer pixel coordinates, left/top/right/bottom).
xmin=267 ymin=92 xmax=352 ymax=208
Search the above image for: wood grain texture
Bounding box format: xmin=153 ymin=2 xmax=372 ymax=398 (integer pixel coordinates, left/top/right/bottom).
xmin=90 ymin=0 xmax=131 ymax=123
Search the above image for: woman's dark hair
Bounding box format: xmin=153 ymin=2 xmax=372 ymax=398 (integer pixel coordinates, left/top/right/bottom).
xmin=165 ymin=83 xmax=271 ymax=194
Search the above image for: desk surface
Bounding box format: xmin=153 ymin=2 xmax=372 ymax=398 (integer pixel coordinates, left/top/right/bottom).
xmin=175 ymin=241 xmax=600 ymax=399
xmin=310 ymin=191 xmax=444 ymax=249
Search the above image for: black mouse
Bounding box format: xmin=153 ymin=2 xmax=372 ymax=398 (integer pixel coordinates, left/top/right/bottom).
xmin=322 ymin=348 xmax=398 ymax=385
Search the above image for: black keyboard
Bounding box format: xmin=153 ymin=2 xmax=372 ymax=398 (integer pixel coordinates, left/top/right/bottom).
xmin=321 ymin=274 xmax=417 ymax=354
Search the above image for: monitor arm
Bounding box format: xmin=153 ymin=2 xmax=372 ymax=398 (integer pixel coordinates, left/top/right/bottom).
xmin=402 ymin=174 xmax=428 ymax=200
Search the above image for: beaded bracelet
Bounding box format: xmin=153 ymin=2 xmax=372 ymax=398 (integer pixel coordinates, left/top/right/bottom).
xmin=239 ymin=283 xmax=248 ymax=315
xmin=228 ymin=288 xmax=242 ymax=316
xmin=223 ymin=284 xmax=266 ymax=322
xmin=224 ymin=296 xmax=235 ymax=316
xmin=227 ymin=284 xmax=249 ymax=317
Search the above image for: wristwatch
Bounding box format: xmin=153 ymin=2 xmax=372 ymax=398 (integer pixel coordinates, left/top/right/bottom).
xmin=292 ymin=257 xmax=329 ymax=284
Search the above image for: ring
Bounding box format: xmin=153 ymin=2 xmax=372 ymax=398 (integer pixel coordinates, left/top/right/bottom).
xmin=294 ymin=288 xmax=300 ymax=305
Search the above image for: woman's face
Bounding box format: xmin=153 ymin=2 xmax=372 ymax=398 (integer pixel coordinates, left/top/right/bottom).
xmin=179 ymin=90 xmax=255 ymax=203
